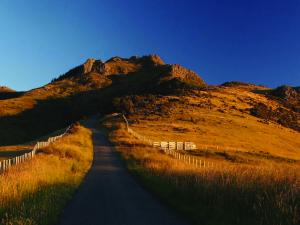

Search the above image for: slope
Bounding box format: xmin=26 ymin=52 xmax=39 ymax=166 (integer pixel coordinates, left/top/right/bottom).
xmin=0 ymin=55 xmax=205 ymax=145
xmin=114 ymin=83 xmax=300 ymax=164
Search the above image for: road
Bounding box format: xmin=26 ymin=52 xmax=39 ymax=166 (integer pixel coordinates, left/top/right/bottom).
xmin=58 ymin=124 xmax=189 ymax=225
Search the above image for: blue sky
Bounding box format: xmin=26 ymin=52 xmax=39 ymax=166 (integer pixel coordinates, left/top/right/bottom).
xmin=0 ymin=0 xmax=299 ymax=91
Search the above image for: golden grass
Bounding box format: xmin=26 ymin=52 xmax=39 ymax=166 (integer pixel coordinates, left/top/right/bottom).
xmin=124 ymin=87 xmax=300 ymax=162
xmin=108 ymin=122 xmax=300 ymax=225
xmin=0 ymin=124 xmax=93 ymax=225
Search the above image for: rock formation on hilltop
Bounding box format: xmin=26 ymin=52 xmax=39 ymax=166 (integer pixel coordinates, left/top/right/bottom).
xmin=83 ymin=58 xmax=96 ymax=74
xmin=51 ymin=54 xmax=206 ymax=93
xmin=160 ymin=64 xmax=205 ymax=87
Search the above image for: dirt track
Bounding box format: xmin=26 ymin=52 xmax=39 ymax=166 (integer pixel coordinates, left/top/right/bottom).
xmin=58 ymin=124 xmax=188 ymax=225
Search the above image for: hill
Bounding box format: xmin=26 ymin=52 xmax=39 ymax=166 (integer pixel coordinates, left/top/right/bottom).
xmin=0 ymin=54 xmax=299 ymax=152
xmin=0 ymin=86 xmax=14 ymax=92
xmin=0 ymin=55 xmax=205 ymax=145
xmin=113 ymin=83 xmax=300 ymax=163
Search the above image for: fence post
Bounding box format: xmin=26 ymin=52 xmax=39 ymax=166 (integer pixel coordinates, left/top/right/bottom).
xmin=122 ymin=114 xmax=129 ymax=132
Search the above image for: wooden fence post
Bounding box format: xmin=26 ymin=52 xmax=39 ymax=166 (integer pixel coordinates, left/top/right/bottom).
xmin=122 ymin=114 xmax=129 ymax=132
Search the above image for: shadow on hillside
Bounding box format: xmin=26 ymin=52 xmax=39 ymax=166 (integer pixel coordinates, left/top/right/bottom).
xmin=0 ymin=88 xmax=112 ymax=145
xmin=0 ymin=64 xmax=201 ymax=146
xmin=0 ymin=77 xmax=140 ymax=145
xmin=0 ymin=91 xmax=25 ymax=100
xmin=0 ymin=149 xmax=32 ymax=158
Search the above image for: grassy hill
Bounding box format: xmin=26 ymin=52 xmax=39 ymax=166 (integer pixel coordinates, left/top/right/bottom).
xmin=0 ymin=55 xmax=206 ymax=145
xmin=0 ymin=54 xmax=299 ymax=159
xmin=112 ymin=83 xmax=300 ymax=164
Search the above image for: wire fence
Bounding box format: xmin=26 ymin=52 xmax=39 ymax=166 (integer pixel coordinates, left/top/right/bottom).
xmin=0 ymin=126 xmax=72 ymax=173
xmin=162 ymin=147 xmax=214 ymax=168
xmin=119 ymin=113 xmax=215 ymax=168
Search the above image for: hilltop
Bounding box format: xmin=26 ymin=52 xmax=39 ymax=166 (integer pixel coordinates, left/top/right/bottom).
xmin=0 ymin=55 xmax=205 ymax=145
xmin=51 ymin=54 xmax=205 ymax=92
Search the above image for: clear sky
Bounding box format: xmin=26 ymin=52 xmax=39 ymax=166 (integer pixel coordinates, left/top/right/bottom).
xmin=0 ymin=0 xmax=299 ymax=91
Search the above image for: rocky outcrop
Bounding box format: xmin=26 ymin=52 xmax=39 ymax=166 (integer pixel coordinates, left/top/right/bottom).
xmin=83 ymin=58 xmax=96 ymax=74
xmin=270 ymin=85 xmax=300 ymax=102
xmin=251 ymin=85 xmax=300 ymax=131
xmin=250 ymin=103 xmax=300 ymax=132
xmin=139 ymin=54 xmax=165 ymax=66
xmin=165 ymin=64 xmax=205 ymax=87
xmin=267 ymin=85 xmax=300 ymax=113
xmin=52 ymin=54 xmax=206 ymax=92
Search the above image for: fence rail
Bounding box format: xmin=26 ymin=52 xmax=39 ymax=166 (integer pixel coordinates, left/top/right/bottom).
xmin=119 ymin=114 xmax=214 ymax=168
xmin=161 ymin=147 xmax=214 ymax=168
xmin=0 ymin=126 xmax=71 ymax=173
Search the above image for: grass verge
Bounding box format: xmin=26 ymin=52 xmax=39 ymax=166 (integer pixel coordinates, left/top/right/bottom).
xmin=0 ymin=124 xmax=93 ymax=225
xmin=108 ymin=123 xmax=300 ymax=225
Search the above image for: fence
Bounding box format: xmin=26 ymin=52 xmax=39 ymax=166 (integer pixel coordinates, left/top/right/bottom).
xmin=118 ymin=114 xmax=214 ymax=168
xmin=127 ymin=127 xmax=153 ymax=145
xmin=0 ymin=125 xmax=71 ymax=173
xmin=161 ymin=147 xmax=214 ymax=168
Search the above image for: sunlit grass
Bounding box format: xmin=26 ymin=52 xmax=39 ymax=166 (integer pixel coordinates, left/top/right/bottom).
xmin=109 ymin=124 xmax=300 ymax=225
xmin=0 ymin=124 xmax=93 ymax=225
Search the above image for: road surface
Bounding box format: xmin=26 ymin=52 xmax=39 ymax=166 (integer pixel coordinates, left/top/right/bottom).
xmin=58 ymin=123 xmax=189 ymax=225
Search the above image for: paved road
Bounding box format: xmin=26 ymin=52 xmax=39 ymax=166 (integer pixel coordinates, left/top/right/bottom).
xmin=58 ymin=124 xmax=189 ymax=225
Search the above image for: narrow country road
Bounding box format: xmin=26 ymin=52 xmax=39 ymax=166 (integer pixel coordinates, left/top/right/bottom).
xmin=58 ymin=122 xmax=189 ymax=225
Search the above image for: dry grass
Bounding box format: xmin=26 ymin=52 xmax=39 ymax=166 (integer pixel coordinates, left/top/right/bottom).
xmin=0 ymin=124 xmax=93 ymax=225
xmin=124 ymin=87 xmax=300 ymax=162
xmin=108 ymin=122 xmax=300 ymax=225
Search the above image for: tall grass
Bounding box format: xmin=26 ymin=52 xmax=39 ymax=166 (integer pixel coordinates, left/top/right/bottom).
xmin=109 ymin=127 xmax=300 ymax=225
xmin=0 ymin=124 xmax=93 ymax=225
